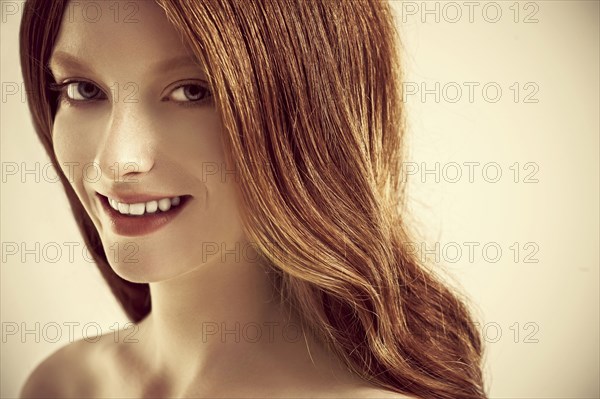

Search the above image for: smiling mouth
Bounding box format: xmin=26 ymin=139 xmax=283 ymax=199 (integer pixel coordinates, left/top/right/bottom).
xmin=106 ymin=195 xmax=187 ymax=216
xmin=97 ymin=193 xmax=192 ymax=216
xmin=96 ymin=193 xmax=192 ymax=236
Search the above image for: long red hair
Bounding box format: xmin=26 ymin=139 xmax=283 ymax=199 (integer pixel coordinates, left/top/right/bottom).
xmin=20 ymin=1 xmax=488 ymax=397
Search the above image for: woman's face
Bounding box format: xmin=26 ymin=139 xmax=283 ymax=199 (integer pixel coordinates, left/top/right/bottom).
xmin=49 ymin=0 xmax=247 ymax=282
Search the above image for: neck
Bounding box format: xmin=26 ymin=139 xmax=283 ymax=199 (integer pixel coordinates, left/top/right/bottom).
xmin=131 ymin=250 xmax=351 ymax=395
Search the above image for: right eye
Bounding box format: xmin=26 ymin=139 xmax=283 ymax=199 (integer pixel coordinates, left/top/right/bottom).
xmin=64 ymin=81 xmax=104 ymax=101
xmin=49 ymin=80 xmax=106 ymax=104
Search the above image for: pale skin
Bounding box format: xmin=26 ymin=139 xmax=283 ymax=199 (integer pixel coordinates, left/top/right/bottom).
xmin=20 ymin=1 xmax=412 ymax=398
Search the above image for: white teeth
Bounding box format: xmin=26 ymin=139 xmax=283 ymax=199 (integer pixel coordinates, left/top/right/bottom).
xmin=158 ymin=198 xmax=171 ymax=212
xmin=106 ymin=195 xmax=182 ymax=216
xmin=129 ymin=203 xmax=145 ymax=215
xmin=110 ymin=198 xmax=119 ymax=211
xmin=117 ymin=203 xmax=130 ymax=214
xmin=145 ymin=200 xmax=158 ymax=213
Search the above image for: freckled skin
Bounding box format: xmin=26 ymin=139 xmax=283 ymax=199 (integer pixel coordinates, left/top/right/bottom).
xmin=20 ymin=1 xmax=412 ymax=398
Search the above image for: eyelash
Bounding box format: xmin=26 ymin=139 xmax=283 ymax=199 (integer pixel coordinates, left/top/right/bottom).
xmin=47 ymin=80 xmax=212 ymax=108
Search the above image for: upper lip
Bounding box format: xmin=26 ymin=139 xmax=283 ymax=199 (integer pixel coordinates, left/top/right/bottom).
xmin=96 ymin=191 xmax=188 ymax=204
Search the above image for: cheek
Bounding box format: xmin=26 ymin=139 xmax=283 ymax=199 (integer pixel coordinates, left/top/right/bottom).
xmin=169 ymin=109 xmax=227 ymax=164
xmin=51 ymin=112 xmax=100 ymax=205
xmin=52 ymin=108 xmax=104 ymax=164
xmin=204 ymin=171 xmax=247 ymax=246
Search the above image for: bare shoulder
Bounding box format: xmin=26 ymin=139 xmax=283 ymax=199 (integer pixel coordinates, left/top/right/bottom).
xmin=19 ymin=333 xmax=113 ymax=398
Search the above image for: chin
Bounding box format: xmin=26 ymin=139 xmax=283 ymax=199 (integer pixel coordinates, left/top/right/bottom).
xmin=99 ymin=235 xmax=199 ymax=284
xmin=108 ymin=261 xmax=170 ymax=284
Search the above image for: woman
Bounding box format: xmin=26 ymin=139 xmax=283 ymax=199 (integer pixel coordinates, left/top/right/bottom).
xmin=19 ymin=0 xmax=487 ymax=398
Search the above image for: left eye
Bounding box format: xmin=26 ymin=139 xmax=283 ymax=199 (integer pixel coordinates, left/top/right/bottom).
xmin=170 ymin=84 xmax=210 ymax=102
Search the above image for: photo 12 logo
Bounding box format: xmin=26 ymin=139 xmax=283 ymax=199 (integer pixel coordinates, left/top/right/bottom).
xmin=399 ymin=2 xmax=540 ymax=24
xmin=399 ymin=162 xmax=540 ymax=184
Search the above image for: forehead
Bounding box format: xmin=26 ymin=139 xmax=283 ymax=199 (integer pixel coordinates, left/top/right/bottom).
xmin=51 ymin=0 xmax=198 ymax=73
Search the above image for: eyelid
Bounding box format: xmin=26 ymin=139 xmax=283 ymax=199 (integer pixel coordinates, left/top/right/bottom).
xmin=48 ymin=79 xmax=107 ymax=107
xmin=47 ymin=78 xmax=212 ymax=106
xmin=48 ymin=79 xmax=107 ymax=100
xmin=162 ymin=79 xmax=211 ymax=100
xmin=48 ymin=78 xmax=106 ymax=94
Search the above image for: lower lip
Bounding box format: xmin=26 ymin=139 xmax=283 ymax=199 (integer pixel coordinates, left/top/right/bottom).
xmin=97 ymin=193 xmax=191 ymax=237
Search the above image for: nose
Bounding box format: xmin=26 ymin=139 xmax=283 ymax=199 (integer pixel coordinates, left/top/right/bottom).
xmin=95 ymin=103 xmax=157 ymax=183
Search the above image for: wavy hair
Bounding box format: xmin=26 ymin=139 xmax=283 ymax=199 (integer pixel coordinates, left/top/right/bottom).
xmin=20 ymin=0 xmax=487 ymax=398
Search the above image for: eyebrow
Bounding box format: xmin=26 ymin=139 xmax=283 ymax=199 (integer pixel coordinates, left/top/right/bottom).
xmin=48 ymin=51 xmax=204 ymax=75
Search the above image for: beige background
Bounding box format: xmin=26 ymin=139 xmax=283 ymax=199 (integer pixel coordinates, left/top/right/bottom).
xmin=1 ymin=1 xmax=598 ymax=398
